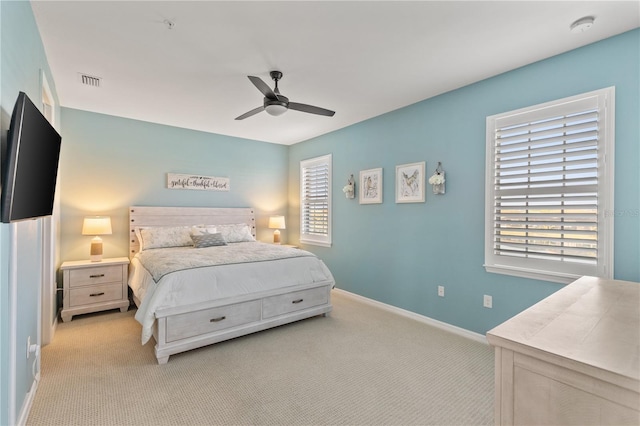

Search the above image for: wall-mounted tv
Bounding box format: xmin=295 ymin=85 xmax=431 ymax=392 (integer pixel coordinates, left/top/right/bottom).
xmin=1 ymin=91 xmax=62 ymax=223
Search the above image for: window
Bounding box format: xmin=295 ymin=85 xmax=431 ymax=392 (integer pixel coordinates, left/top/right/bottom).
xmin=300 ymin=154 xmax=332 ymax=247
xmin=485 ymin=87 xmax=614 ymax=284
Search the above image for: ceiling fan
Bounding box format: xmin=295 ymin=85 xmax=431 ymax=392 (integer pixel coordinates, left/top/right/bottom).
xmin=235 ymin=71 xmax=335 ymax=120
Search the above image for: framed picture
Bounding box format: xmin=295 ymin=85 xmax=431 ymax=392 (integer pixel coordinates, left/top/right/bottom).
xmin=359 ymin=168 xmax=383 ymax=204
xmin=395 ymin=161 xmax=425 ymax=203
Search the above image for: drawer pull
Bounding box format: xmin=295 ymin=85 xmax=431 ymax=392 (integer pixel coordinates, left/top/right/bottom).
xmin=89 ymin=274 xmax=105 ymax=278
xmin=292 ymin=299 xmax=304 ymax=304
xmin=210 ymin=316 xmax=226 ymax=323
xmin=89 ymin=292 xmax=105 ymax=297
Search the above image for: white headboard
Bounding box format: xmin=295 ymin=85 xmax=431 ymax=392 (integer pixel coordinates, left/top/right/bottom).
xmin=128 ymin=206 xmax=256 ymax=257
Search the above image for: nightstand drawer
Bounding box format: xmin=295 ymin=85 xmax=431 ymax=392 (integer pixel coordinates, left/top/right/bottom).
xmin=68 ymin=265 xmax=123 ymax=287
xmin=69 ymin=282 xmax=123 ymax=307
xmin=262 ymin=286 xmax=328 ymax=319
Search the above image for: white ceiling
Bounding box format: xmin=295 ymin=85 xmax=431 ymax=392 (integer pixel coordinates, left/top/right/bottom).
xmin=31 ymin=1 xmax=639 ymax=145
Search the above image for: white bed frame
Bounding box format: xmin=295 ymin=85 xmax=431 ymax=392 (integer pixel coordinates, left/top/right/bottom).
xmin=129 ymin=206 xmax=333 ymax=364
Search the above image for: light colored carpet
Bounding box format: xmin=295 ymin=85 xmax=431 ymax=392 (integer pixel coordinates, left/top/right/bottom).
xmin=27 ymin=291 xmax=494 ymax=425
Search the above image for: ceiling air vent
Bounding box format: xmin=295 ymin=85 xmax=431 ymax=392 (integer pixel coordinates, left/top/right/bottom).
xmin=79 ymin=73 xmax=101 ymax=87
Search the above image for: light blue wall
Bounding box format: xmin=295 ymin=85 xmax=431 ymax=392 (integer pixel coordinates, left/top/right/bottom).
xmin=58 ymin=109 xmax=289 ymax=262
xmin=289 ymin=29 xmax=640 ymax=335
xmin=1 ymin=4 xmax=638 ymax=422
xmin=1 ymin=1 xmax=60 ymax=424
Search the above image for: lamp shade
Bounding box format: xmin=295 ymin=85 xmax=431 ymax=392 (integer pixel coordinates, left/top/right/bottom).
xmin=268 ymin=215 xmax=286 ymax=230
xmin=82 ymin=216 xmax=112 ymax=235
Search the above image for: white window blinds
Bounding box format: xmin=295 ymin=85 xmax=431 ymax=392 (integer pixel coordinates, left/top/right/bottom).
xmin=485 ymin=88 xmax=614 ymax=283
xmin=300 ymin=154 xmax=332 ymax=247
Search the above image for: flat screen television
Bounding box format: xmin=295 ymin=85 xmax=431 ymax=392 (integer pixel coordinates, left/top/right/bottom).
xmin=1 ymin=91 xmax=62 ymax=223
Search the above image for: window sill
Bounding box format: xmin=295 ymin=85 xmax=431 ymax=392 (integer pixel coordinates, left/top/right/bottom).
xmin=299 ymin=239 xmax=332 ymax=248
xmin=484 ymin=264 xmax=578 ymax=285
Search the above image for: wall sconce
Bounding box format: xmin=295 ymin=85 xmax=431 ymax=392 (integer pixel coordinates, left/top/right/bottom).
xmin=82 ymin=216 xmax=112 ymax=262
xmin=428 ymin=162 xmax=445 ymax=195
xmin=268 ymin=215 xmax=286 ymax=244
xmin=342 ymin=174 xmax=355 ymax=199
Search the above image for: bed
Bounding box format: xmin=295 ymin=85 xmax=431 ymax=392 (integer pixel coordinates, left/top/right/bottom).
xmin=128 ymin=206 xmax=334 ymax=364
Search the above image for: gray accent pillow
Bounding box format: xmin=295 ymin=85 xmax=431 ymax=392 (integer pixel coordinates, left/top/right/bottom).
xmin=191 ymin=232 xmax=227 ymax=248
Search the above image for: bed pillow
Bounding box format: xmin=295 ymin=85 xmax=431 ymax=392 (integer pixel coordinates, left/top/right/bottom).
xmin=138 ymin=226 xmax=195 ymax=250
xmin=217 ymin=223 xmax=255 ymax=243
xmin=191 ymin=226 xmax=217 ymax=236
xmin=191 ymin=232 xmax=227 ymax=248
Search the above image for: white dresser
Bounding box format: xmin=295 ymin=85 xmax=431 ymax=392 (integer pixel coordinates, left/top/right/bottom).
xmin=487 ymin=276 xmax=640 ymax=425
xmin=61 ymin=257 xmax=130 ymax=322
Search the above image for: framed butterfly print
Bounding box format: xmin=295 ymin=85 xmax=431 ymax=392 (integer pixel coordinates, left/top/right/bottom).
xmin=395 ymin=161 xmax=425 ymax=203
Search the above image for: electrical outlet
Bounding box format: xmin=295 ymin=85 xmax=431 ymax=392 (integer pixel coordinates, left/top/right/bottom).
xmin=483 ymin=295 xmax=493 ymax=309
xmin=437 ymin=286 xmax=445 ymax=297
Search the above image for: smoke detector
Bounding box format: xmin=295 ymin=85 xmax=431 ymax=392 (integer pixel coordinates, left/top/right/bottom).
xmin=570 ymin=17 xmax=595 ymax=34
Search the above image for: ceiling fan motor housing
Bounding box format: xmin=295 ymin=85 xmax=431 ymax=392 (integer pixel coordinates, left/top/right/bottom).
xmin=264 ymin=95 xmax=288 ymax=107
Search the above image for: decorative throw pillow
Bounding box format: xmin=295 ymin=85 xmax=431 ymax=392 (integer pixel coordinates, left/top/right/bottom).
xmin=217 ymin=223 xmax=255 ymax=243
xmin=191 ymin=233 xmax=227 ymax=248
xmin=138 ymin=226 xmax=194 ymax=250
xmin=191 ymin=226 xmax=218 ymax=237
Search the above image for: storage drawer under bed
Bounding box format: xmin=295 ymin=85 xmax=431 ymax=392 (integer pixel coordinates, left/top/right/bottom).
xmin=166 ymin=299 xmax=262 ymax=342
xmin=262 ymin=286 xmax=328 ymax=319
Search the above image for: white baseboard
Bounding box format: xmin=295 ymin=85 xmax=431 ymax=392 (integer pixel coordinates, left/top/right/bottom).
xmin=16 ymin=374 xmax=39 ymax=426
xmin=50 ymin=315 xmax=58 ymax=345
xmin=333 ymin=288 xmax=488 ymax=345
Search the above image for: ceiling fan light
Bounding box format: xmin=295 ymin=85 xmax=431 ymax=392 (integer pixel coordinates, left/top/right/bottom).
xmin=265 ymin=104 xmax=288 ymax=116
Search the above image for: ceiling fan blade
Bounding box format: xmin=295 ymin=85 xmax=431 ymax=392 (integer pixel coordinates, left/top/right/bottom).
xmin=248 ymin=76 xmax=279 ymax=101
xmin=288 ymin=102 xmax=335 ymax=117
xmin=235 ymin=106 xmax=264 ymax=120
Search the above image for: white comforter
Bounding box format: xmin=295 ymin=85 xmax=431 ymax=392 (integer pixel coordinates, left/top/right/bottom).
xmin=129 ymin=243 xmax=334 ymax=344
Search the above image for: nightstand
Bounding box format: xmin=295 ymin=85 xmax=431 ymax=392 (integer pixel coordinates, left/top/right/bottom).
xmin=60 ymin=257 xmax=130 ymax=322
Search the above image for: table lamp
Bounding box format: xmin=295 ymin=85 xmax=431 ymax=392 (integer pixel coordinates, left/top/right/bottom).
xmin=268 ymin=215 xmax=286 ymax=244
xmin=82 ymin=216 xmax=112 ymax=262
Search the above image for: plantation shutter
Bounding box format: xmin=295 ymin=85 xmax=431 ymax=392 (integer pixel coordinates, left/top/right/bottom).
xmin=300 ymin=154 xmax=332 ymax=247
xmin=485 ymin=88 xmax=614 ymax=283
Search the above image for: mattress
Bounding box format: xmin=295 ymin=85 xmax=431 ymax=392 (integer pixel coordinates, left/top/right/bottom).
xmin=129 ymin=242 xmax=335 ymax=344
